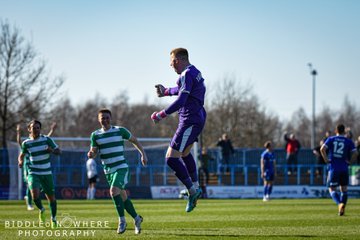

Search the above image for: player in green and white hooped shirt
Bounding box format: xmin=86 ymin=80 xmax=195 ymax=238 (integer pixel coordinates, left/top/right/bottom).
xmin=17 ymin=122 xmax=57 ymax=211
xmin=88 ymin=108 xmax=148 ymax=235
xmin=18 ymin=120 xmax=61 ymax=228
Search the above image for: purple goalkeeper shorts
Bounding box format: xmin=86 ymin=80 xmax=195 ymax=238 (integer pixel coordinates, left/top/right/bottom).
xmin=170 ymin=122 xmax=204 ymax=152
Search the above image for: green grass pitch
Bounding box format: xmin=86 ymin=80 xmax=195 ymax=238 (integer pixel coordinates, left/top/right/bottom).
xmin=1 ymin=198 xmax=360 ymax=239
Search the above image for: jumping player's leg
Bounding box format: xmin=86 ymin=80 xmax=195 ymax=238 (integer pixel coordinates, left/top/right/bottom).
xmin=166 ymin=124 xmax=203 ymax=193
xmin=166 ymin=147 xmax=195 ymax=193
xmin=181 ymin=151 xmax=199 ymax=188
xmin=166 ymin=146 xmax=202 ymax=212
xmin=166 ymin=124 xmax=204 ymax=212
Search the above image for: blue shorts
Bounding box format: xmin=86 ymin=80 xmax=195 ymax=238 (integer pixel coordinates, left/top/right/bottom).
xmin=264 ymin=170 xmax=275 ymax=182
xmin=327 ymin=170 xmax=349 ymax=187
xmin=170 ymin=122 xmax=204 ymax=152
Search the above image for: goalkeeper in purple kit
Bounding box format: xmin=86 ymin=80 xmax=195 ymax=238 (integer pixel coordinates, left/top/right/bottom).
xmin=151 ymin=48 xmax=206 ymax=212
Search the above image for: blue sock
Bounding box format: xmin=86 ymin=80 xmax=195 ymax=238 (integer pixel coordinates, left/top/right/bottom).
xmin=330 ymin=191 xmax=340 ymax=205
xmin=263 ymin=185 xmax=268 ymax=196
xmin=340 ymin=192 xmax=348 ymax=205
xmin=268 ymin=185 xmax=273 ymax=195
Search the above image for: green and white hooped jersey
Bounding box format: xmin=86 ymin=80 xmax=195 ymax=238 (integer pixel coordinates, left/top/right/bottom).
xmin=21 ymin=135 xmax=58 ymax=175
xmin=90 ymin=126 xmax=131 ymax=175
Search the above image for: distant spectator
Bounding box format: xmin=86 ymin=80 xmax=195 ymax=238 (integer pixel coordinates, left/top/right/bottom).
xmin=197 ymin=148 xmax=214 ymax=198
xmin=323 ymin=130 xmax=332 ymax=142
xmin=313 ymin=140 xmax=326 ymax=177
xmin=284 ymin=132 xmax=301 ymax=175
xmin=216 ymin=134 xmax=235 ymax=173
xmin=345 ymin=127 xmax=353 ymax=140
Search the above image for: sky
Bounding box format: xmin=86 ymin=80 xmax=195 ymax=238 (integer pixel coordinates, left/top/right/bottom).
xmin=2 ymin=0 xmax=360 ymax=121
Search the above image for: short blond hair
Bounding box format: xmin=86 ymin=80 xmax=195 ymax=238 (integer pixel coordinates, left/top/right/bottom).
xmin=170 ymin=48 xmax=188 ymax=60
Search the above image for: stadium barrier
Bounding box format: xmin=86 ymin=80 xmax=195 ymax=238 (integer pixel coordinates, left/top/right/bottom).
xmin=151 ymin=185 xmax=360 ymax=199
xmin=1 ymin=144 xmax=360 ymax=200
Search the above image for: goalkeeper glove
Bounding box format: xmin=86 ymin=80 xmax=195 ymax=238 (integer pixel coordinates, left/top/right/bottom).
xmin=155 ymin=84 xmax=170 ymax=97
xmin=151 ymin=110 xmax=167 ymax=124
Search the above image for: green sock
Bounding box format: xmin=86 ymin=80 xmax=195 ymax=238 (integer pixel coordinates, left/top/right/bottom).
xmin=33 ymin=198 xmax=43 ymax=210
xmin=49 ymin=200 xmax=57 ymax=221
xmin=111 ymin=195 xmax=125 ymax=217
xmin=124 ymin=198 xmax=137 ymax=218
xmin=26 ymin=188 xmax=32 ymax=205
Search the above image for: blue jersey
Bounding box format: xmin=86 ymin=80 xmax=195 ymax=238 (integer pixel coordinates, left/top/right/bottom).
xmin=261 ymin=150 xmax=275 ymax=173
xmin=166 ymin=65 xmax=206 ymax=125
xmin=324 ymin=135 xmax=356 ymax=172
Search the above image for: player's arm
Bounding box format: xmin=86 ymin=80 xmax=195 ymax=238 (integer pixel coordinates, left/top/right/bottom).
xmin=128 ymin=135 xmax=148 ymax=166
xmin=155 ymin=84 xmax=179 ymax=97
xmin=46 ymin=137 xmax=61 ymax=155
xmin=283 ymin=132 xmax=289 ymax=142
xmin=47 ymin=122 xmax=57 ymax=137
xmin=16 ymin=124 xmax=22 ymax=146
xmin=48 ymin=146 xmax=61 ymax=155
xmin=88 ymin=133 xmax=99 ymax=159
xmin=260 ymin=158 xmax=264 ymax=178
xmin=88 ymin=147 xmax=98 ymax=159
xmin=151 ymin=91 xmax=189 ymax=124
xmin=46 ymin=146 xmax=61 ymax=155
xmin=320 ymin=144 xmax=329 ymax=163
xmin=18 ymin=152 xmax=25 ymax=168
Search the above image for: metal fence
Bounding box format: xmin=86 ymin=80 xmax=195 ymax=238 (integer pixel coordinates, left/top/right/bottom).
xmin=0 ymin=147 xmax=332 ymax=188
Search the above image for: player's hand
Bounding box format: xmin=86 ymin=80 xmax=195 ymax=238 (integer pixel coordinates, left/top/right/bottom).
xmin=46 ymin=146 xmax=54 ymax=153
xmin=151 ymin=110 xmax=167 ymax=124
xmin=155 ymin=84 xmax=169 ymax=97
xmin=141 ymin=155 xmax=148 ymax=167
xmin=50 ymin=122 xmax=57 ymax=131
xmin=18 ymin=160 xmax=23 ymax=168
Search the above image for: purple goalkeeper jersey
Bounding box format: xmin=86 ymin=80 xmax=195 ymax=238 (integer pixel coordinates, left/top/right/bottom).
xmin=165 ymin=65 xmax=206 ymax=125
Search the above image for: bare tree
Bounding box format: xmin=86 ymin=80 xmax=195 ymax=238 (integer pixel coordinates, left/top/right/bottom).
xmin=48 ymin=96 xmax=76 ymax=137
xmin=316 ymin=105 xmax=334 ymax=140
xmin=0 ymin=20 xmax=64 ymax=147
xmin=203 ymin=76 xmax=281 ymax=148
xmin=284 ymin=107 xmax=311 ymax=147
xmin=336 ymin=96 xmax=360 ymax=139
